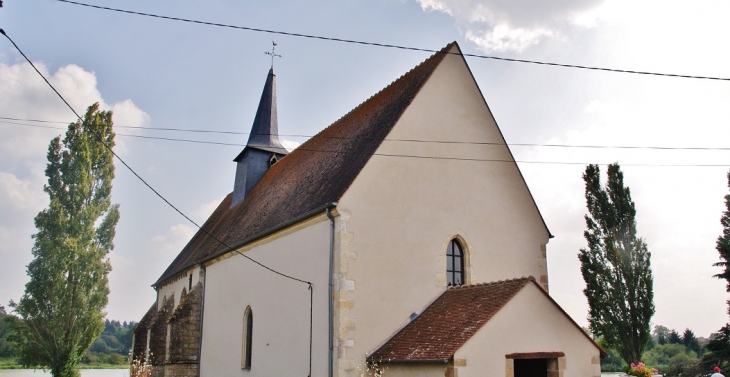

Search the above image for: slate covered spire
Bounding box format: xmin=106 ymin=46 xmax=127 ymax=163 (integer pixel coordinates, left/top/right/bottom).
xmin=242 ymin=68 xmax=288 ymax=155
xmin=231 ymin=68 xmax=289 ymax=207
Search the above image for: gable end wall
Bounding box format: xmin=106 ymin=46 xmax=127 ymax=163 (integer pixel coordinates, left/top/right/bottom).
xmin=335 ymin=45 xmax=551 ymax=376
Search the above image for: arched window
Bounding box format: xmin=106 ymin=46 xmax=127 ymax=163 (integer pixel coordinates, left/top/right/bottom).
xmin=269 ymin=154 xmax=279 ymax=167
xmin=446 ymin=239 xmax=464 ymax=286
xmin=241 ymin=306 xmax=253 ymax=369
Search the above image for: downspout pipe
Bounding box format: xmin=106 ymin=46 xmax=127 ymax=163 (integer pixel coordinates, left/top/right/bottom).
xmin=325 ymin=207 xmax=336 ymax=377
xmin=197 ymin=263 xmax=207 ymax=377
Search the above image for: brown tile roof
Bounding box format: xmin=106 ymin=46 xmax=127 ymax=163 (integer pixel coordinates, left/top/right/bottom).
xmin=368 ymin=277 xmax=533 ymax=363
xmin=154 ymin=42 xmax=456 ymax=286
xmin=367 ymin=277 xmax=606 ymax=363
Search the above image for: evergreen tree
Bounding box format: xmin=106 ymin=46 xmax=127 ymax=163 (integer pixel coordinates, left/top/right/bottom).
xmin=579 ymin=163 xmax=655 ymax=365
xmin=711 ymin=170 xmax=730 ymax=367
xmin=715 ymin=171 xmax=730 ymax=300
xmin=683 ymin=328 xmax=701 ymax=354
xmin=8 ymin=104 xmax=119 ymax=377
xmin=668 ymin=330 xmax=682 ymax=344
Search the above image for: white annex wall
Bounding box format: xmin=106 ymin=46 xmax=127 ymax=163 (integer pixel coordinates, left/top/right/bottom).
xmin=199 ymin=216 xmax=331 ymax=377
xmin=334 ymin=45 xmax=552 ymax=376
xmin=455 ymin=283 xmax=601 ymax=377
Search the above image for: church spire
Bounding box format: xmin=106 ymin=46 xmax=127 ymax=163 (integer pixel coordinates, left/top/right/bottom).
xmin=241 ymin=68 xmax=288 ymax=155
xmin=231 ymin=68 xmax=289 ymax=207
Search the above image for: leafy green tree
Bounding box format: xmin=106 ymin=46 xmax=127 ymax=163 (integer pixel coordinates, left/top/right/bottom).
xmin=654 ymin=325 xmax=670 ymax=345
xmin=8 ymin=103 xmax=120 ymax=377
xmin=0 ymin=305 xmax=15 ymax=357
xmin=579 ymin=163 xmax=655 ymax=365
xmin=644 ymin=343 xmax=698 ymax=371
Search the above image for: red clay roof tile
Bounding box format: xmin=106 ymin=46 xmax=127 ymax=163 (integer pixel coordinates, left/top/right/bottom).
xmin=368 ymin=277 xmax=607 ymax=362
xmin=368 ymin=277 xmax=533 ymax=363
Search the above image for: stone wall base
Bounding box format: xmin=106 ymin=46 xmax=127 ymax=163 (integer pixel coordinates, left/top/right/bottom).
xmin=165 ymin=363 xmax=199 ymax=377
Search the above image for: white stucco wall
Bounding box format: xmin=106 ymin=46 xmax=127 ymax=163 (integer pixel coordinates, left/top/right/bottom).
xmin=199 ymin=215 xmax=331 ymax=377
xmin=156 ymin=266 xmax=202 ymax=309
xmin=334 ymin=45 xmax=552 ymax=375
xmin=378 ymin=364 xmax=446 ymax=377
xmin=454 ymin=283 xmax=601 ymax=377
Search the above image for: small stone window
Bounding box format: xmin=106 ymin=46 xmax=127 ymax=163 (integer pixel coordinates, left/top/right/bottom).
xmin=241 ymin=306 xmax=253 ymax=369
xmin=447 ymin=239 xmax=464 ymax=286
xmin=269 ymin=154 xmax=279 ymax=167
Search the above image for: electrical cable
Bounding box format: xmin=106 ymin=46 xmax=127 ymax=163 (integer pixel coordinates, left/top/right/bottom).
xmin=55 ymin=0 xmax=730 ymax=82
xmin=1 ymin=27 xmax=315 ymax=376
xmin=4 ymin=117 xmax=730 ymax=152
xmin=0 ymin=29 xmax=311 ymax=286
xmin=4 ymin=120 xmax=730 ymax=167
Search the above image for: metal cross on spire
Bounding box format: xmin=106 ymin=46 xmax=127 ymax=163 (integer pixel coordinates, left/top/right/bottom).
xmin=264 ymin=41 xmax=281 ymax=69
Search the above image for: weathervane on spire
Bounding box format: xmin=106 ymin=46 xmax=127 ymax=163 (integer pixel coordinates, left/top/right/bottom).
xmin=265 ymin=42 xmax=281 ymax=69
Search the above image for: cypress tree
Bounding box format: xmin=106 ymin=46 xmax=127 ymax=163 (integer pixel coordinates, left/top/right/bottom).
xmin=715 ymin=171 xmax=730 ymax=304
xmin=9 ymin=103 xmax=119 ymax=377
xmin=710 ymin=170 xmax=730 ymax=365
xmin=579 ymin=163 xmax=655 ymax=365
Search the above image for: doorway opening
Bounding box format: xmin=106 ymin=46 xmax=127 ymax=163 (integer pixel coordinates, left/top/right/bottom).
xmin=506 ymin=352 xmax=564 ymax=377
xmin=514 ymin=358 xmax=547 ymax=377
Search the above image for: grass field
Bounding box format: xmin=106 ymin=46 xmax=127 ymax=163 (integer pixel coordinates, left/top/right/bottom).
xmin=0 ymin=358 xmax=127 ymax=370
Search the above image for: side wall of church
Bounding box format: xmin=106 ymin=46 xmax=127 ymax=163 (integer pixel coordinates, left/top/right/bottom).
xmin=132 ymin=303 xmax=157 ymax=361
xmin=150 ymin=295 xmax=175 ymax=377
xmin=199 ymin=215 xmax=331 ymax=377
xmin=334 ymin=45 xmax=552 ymax=376
xmin=157 ymin=266 xmax=202 ymax=310
xmin=168 ymin=282 xmax=203 ymax=365
xmin=131 ymin=284 xmax=203 ymax=377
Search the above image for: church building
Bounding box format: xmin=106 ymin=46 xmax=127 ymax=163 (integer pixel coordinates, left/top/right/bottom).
xmin=132 ymin=42 xmax=605 ymax=377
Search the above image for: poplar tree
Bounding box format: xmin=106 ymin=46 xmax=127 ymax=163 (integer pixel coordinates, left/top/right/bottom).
xmin=9 ymin=103 xmax=120 ymax=377
xmin=579 ymin=163 xmax=654 ymax=366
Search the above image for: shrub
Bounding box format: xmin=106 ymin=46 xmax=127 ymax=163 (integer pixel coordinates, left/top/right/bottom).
xmin=628 ymin=362 xmax=658 ymax=377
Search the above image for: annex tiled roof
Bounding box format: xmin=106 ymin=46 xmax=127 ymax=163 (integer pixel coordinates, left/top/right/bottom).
xmin=153 ymin=42 xmax=456 ymax=286
xmin=368 ymin=277 xmax=607 ymax=363
xmin=368 ymin=277 xmax=533 ymax=363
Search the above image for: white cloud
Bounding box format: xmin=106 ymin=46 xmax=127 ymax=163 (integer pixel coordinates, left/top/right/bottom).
xmin=281 ymin=138 xmax=302 ymax=152
xmin=415 ymin=0 xmax=606 ymax=52
xmin=517 ymin=72 xmax=730 ymax=336
xmin=152 ymin=224 xmax=196 ymax=254
xmin=196 ymin=198 xmax=224 ymax=223
xmin=465 ymin=24 xmax=552 ymax=53
xmin=0 ymin=62 xmax=149 ymax=161
xmin=0 ymin=172 xmax=44 ymax=211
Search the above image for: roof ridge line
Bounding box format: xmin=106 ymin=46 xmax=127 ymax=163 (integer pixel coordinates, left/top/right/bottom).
xmin=448 ymin=276 xmax=534 ymax=289
xmin=303 ymin=42 xmax=457 ymax=143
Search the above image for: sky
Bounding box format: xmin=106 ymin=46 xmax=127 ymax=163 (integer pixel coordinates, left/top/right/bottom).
xmin=1 ymin=0 xmax=729 ymax=338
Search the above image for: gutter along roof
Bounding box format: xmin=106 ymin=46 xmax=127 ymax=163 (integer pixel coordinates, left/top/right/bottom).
xmin=153 ymin=43 xmax=454 ymax=287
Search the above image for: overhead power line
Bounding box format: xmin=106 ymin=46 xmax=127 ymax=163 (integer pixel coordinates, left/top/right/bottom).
xmin=0 ymin=30 xmax=316 ymax=374
xmin=55 ymin=0 xmax=730 ymax=82
xmin=0 ymin=28 xmax=312 ymax=286
xmin=3 ymin=119 xmax=729 ymax=168
xmin=4 ymin=117 xmax=730 ymax=153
